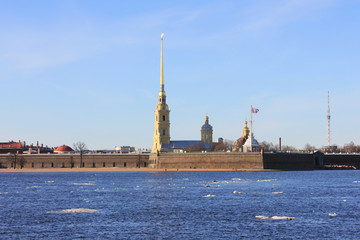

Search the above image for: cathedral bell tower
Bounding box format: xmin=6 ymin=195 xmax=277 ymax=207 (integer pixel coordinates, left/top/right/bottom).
xmin=201 ymin=115 xmax=213 ymax=144
xmin=152 ymin=33 xmax=170 ymax=153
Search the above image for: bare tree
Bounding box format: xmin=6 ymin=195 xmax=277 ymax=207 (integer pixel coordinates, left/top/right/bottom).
xmin=6 ymin=152 xmax=18 ymax=169
xmin=282 ymin=145 xmax=296 ymax=152
xmin=69 ymin=156 xmax=75 ymax=168
xmin=73 ymin=141 xmax=87 ymax=168
xmin=304 ymin=143 xmax=315 ymax=152
xmin=343 ymin=141 xmax=360 ymax=153
xmin=259 ymin=141 xmax=279 ymax=152
xmin=6 ymin=151 xmax=26 ymax=169
xmin=185 ymin=143 xmax=206 ymax=152
xmin=223 ymin=139 xmax=234 ymax=151
xmin=18 ymin=156 xmax=26 ymax=169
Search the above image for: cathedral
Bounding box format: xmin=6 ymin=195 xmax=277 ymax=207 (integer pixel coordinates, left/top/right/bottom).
xmin=152 ymin=34 xmax=214 ymax=153
xmin=151 ymin=34 xmax=259 ymax=153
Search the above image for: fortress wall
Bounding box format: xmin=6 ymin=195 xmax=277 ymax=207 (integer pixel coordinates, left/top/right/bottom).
xmin=155 ymin=152 xmax=264 ymax=169
xmin=0 ymin=154 xmax=150 ymax=169
xmin=263 ymin=153 xmax=315 ymax=170
xmin=323 ymin=154 xmax=360 ymax=168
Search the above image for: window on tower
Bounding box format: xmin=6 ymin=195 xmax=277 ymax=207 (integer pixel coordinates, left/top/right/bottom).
xmin=163 ymin=129 xmax=166 ymax=136
xmin=163 ymin=115 xmax=166 ymax=121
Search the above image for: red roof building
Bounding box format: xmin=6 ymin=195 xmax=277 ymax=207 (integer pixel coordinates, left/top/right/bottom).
xmin=54 ymin=145 xmax=74 ymax=154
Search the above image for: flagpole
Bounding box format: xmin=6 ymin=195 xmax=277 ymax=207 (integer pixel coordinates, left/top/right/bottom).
xmin=250 ymin=105 xmax=253 ymax=152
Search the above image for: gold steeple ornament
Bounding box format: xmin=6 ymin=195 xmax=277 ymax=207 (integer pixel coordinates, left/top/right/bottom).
xmin=242 ymin=121 xmax=250 ymax=138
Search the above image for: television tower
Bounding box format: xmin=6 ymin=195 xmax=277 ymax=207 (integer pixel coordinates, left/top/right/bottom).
xmin=327 ymin=90 xmax=331 ymax=147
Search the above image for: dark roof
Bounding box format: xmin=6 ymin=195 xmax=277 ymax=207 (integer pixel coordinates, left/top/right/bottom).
xmin=162 ymin=140 xmax=211 ymax=149
xmin=201 ymin=122 xmax=213 ymax=131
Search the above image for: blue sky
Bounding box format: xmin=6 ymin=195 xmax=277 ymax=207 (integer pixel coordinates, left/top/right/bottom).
xmin=1 ymin=0 xmax=359 ymax=150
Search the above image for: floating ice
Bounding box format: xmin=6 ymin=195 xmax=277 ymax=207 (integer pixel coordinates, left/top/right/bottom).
xmin=202 ymin=194 xmax=216 ymax=198
xmin=232 ymin=178 xmax=242 ymax=181
xmin=26 ymin=186 xmax=40 ymax=189
xmin=352 ymin=181 xmax=360 ymax=183
xmin=329 ymin=213 xmax=338 ymax=217
xmin=71 ymin=182 xmax=94 ymax=186
xmin=233 ymin=191 xmax=244 ymax=194
xmin=257 ymin=179 xmax=277 ymax=182
xmin=47 ymin=208 xmax=99 ymax=214
xmin=46 ymin=181 xmax=55 ymax=183
xmin=272 ymin=192 xmax=283 ymax=194
xmin=255 ymin=215 xmax=294 ymax=220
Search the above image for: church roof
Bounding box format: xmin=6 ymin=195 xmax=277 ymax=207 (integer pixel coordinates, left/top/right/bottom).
xmin=243 ymin=134 xmax=260 ymax=148
xmin=54 ymin=145 xmax=74 ymax=152
xmin=201 ymin=122 xmax=213 ymax=131
xmin=162 ymin=141 xmax=211 ymax=149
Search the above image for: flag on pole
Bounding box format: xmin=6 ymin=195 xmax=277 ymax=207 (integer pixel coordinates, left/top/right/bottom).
xmin=251 ymin=107 xmax=259 ymax=113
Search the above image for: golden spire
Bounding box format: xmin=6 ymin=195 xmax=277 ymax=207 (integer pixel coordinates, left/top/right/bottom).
xmin=242 ymin=120 xmax=249 ymax=138
xmin=160 ymin=33 xmax=164 ymax=91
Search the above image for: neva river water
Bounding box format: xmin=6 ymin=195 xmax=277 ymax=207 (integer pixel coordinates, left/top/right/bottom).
xmin=0 ymin=170 xmax=359 ymax=239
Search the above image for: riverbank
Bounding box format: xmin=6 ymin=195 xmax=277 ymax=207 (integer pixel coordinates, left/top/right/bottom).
xmin=0 ymin=168 xmax=273 ymax=173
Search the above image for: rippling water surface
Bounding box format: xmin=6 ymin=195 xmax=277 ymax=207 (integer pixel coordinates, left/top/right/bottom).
xmin=0 ymin=170 xmax=359 ymax=239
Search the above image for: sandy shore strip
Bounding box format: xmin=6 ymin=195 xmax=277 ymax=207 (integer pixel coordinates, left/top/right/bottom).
xmin=0 ymin=168 xmax=274 ymax=173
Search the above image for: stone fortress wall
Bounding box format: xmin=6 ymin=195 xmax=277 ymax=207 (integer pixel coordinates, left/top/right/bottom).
xmin=1 ymin=151 xmax=358 ymax=170
xmin=150 ymin=152 xmax=263 ymax=169
xmin=0 ymin=154 xmax=150 ymax=169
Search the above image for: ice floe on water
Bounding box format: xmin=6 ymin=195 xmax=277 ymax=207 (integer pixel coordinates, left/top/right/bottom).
xmin=26 ymin=186 xmax=40 ymax=189
xmin=352 ymin=181 xmax=360 ymax=183
xmin=71 ymin=182 xmax=95 ymax=186
xmin=329 ymin=213 xmax=338 ymax=217
xmin=255 ymin=215 xmax=295 ymax=220
xmin=46 ymin=181 xmax=55 ymax=183
xmin=47 ymin=208 xmax=99 ymax=214
xmin=202 ymin=194 xmax=216 ymax=198
xmin=272 ymin=192 xmax=283 ymax=194
xmin=233 ymin=191 xmax=244 ymax=194
xmin=257 ymin=179 xmax=277 ymax=182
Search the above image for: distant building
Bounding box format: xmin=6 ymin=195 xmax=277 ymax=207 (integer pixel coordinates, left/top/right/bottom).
xmin=201 ymin=115 xmax=213 ymax=144
xmin=232 ymin=121 xmax=260 ymax=152
xmin=54 ymin=145 xmax=74 ymax=154
xmin=232 ymin=121 xmax=250 ymax=151
xmin=115 ymin=146 xmax=135 ymax=153
xmin=243 ymin=133 xmax=260 ymax=152
xmin=320 ymin=145 xmax=338 ymax=153
xmin=0 ymin=140 xmax=53 ymax=154
xmin=0 ymin=141 xmax=25 ymax=154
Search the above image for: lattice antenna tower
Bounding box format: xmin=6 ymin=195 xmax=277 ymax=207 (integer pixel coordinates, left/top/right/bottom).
xmin=327 ymin=90 xmax=331 ymax=147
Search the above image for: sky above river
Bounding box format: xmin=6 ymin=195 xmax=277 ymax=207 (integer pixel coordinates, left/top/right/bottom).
xmin=1 ymin=0 xmax=359 ymax=150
